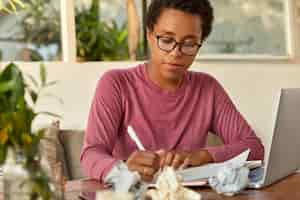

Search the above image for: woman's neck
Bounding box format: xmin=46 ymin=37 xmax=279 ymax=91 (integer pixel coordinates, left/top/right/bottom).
xmin=146 ymin=62 xmax=184 ymax=92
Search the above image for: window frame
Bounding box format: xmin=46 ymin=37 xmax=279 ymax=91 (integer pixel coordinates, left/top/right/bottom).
xmin=60 ymin=0 xmax=76 ymax=62
xmin=295 ymin=0 xmax=300 ymax=62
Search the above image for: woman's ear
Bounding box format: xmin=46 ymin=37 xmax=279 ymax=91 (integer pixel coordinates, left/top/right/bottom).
xmin=146 ymin=28 xmax=153 ymax=42
xmin=146 ymin=29 xmax=153 ymax=50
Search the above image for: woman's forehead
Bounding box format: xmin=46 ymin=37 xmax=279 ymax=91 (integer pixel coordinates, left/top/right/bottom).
xmin=154 ymin=8 xmax=202 ymax=38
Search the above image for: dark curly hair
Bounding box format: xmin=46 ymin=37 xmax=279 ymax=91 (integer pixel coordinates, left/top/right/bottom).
xmin=146 ymin=0 xmax=214 ymax=43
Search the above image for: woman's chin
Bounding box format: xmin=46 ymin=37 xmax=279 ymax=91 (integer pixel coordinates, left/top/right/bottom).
xmin=162 ymin=70 xmax=184 ymax=83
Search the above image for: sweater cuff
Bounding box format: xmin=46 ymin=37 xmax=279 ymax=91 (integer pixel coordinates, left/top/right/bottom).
xmin=94 ymin=158 xmax=120 ymax=182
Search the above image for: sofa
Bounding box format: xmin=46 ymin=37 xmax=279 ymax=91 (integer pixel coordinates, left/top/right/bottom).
xmin=41 ymin=122 xmax=85 ymax=180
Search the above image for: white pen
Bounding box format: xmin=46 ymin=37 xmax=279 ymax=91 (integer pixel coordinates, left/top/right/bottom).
xmin=127 ymin=125 xmax=145 ymax=151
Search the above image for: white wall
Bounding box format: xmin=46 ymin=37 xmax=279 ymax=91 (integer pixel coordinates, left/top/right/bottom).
xmin=1 ymin=61 xmax=300 ymax=153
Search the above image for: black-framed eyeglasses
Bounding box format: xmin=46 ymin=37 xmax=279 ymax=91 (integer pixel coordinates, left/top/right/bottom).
xmin=155 ymin=34 xmax=202 ymax=56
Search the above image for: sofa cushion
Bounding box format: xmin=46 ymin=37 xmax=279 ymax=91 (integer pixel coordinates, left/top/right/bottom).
xmin=206 ymin=132 xmax=223 ymax=147
xmin=58 ymin=129 xmax=85 ymax=180
xmin=40 ymin=122 xmax=70 ymax=180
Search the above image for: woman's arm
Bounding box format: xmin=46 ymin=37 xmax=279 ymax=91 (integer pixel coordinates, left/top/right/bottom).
xmin=80 ymin=70 xmax=160 ymax=182
xmin=205 ymin=79 xmax=265 ymax=162
xmin=157 ymin=78 xmax=264 ymax=169
xmin=80 ymin=71 xmax=123 ymax=182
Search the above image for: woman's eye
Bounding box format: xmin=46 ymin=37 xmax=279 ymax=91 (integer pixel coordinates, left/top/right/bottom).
xmin=161 ymin=38 xmax=174 ymax=44
xmin=183 ymin=41 xmax=197 ymax=47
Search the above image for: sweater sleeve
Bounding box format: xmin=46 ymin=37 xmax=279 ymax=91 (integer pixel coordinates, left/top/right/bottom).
xmin=80 ymin=71 xmax=123 ymax=182
xmin=205 ymin=78 xmax=264 ymax=162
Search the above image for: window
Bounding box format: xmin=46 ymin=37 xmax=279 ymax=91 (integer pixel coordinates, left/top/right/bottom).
xmin=0 ymin=0 xmax=62 ymax=61
xmin=199 ymin=0 xmax=288 ymax=57
xmin=75 ymin=0 xmax=147 ymax=61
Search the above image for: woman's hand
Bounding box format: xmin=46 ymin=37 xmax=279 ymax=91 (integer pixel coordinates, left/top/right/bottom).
xmin=158 ymin=149 xmax=214 ymax=170
xmin=126 ymin=150 xmax=160 ymax=182
xmin=157 ymin=150 xmax=191 ymax=170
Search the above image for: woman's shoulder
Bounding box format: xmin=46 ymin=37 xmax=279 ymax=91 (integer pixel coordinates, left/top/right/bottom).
xmin=99 ymin=64 xmax=143 ymax=83
xmin=187 ymin=71 xmax=228 ymax=99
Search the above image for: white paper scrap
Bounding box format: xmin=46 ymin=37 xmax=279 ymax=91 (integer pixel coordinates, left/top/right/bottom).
xmin=177 ymin=149 xmax=250 ymax=182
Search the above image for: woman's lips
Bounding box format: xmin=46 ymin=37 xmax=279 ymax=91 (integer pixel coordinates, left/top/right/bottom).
xmin=164 ymin=63 xmax=184 ymax=70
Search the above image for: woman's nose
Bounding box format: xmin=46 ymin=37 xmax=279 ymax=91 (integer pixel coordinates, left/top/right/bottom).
xmin=169 ymin=44 xmax=182 ymax=57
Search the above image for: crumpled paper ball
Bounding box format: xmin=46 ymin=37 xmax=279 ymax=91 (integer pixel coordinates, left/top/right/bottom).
xmin=146 ymin=167 xmax=201 ymax=200
xmin=104 ymin=161 xmax=142 ymax=193
xmin=208 ymin=165 xmax=249 ymax=196
xmin=103 ymin=161 xmax=148 ymax=199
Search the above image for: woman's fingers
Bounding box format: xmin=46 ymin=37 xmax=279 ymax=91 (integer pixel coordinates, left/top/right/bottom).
xmin=156 ymin=150 xmax=166 ymax=169
xmin=142 ymin=174 xmax=154 ymax=183
xmin=127 ymin=151 xmax=160 ymax=169
xmin=171 ymin=153 xmax=184 ymax=169
xmin=126 ymin=150 xmax=161 ymax=182
xmin=178 ymin=157 xmax=190 ymax=170
xmin=164 ymin=151 xmax=175 ymax=166
xmin=136 ymin=152 xmax=158 ymax=166
xmin=127 ymin=150 xmax=191 ymax=180
xmin=158 ymin=151 xmax=191 ymax=170
xmin=127 ymin=163 xmax=156 ymax=182
xmin=131 ymin=164 xmax=156 ymax=176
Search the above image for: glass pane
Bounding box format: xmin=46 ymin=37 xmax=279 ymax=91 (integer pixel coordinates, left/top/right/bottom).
xmin=75 ymin=0 xmax=147 ymax=61
xmin=199 ymin=0 xmax=287 ymax=56
xmin=0 ymin=0 xmax=62 ymax=62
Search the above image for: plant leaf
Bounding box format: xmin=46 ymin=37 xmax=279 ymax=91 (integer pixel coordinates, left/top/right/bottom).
xmin=37 ymin=111 xmax=62 ymax=118
xmin=0 ymin=80 xmax=15 ymax=93
xmin=0 ymin=63 xmax=26 ymax=111
xmin=40 ymin=63 xmax=46 ymax=87
xmin=12 ymin=0 xmax=26 ymax=8
xmin=28 ymin=88 xmax=38 ymax=104
xmin=9 ymin=1 xmax=17 ymax=13
xmin=117 ymin=29 xmax=128 ymax=44
xmin=44 ymin=80 xmax=58 ymax=88
xmin=40 ymin=93 xmax=64 ymax=104
xmin=0 ymin=144 xmax=8 ymax=164
xmin=25 ymin=73 xmax=39 ymax=88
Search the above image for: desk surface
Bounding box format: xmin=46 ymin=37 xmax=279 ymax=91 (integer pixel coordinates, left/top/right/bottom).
xmin=65 ymin=173 xmax=300 ymax=200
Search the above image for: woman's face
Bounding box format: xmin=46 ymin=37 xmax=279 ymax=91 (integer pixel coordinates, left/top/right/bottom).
xmin=147 ymin=8 xmax=202 ymax=82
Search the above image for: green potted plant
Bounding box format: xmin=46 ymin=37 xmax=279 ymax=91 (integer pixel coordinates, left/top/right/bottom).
xmin=0 ymin=0 xmax=61 ymax=61
xmin=0 ymin=62 xmax=60 ymax=199
xmin=21 ymin=0 xmax=61 ymax=60
xmin=75 ymin=0 xmax=130 ymax=61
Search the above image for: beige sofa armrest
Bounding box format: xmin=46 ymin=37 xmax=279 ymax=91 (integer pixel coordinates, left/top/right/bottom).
xmin=58 ymin=129 xmax=85 ymax=180
xmin=40 ymin=122 xmax=70 ymax=180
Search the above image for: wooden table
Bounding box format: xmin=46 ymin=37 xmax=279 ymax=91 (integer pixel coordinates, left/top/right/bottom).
xmin=65 ymin=173 xmax=300 ymax=200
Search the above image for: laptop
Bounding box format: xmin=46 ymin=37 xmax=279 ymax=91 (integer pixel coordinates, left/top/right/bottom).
xmin=248 ymin=88 xmax=300 ymax=188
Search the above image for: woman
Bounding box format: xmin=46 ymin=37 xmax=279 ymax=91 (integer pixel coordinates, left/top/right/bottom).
xmin=80 ymin=0 xmax=264 ymax=183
